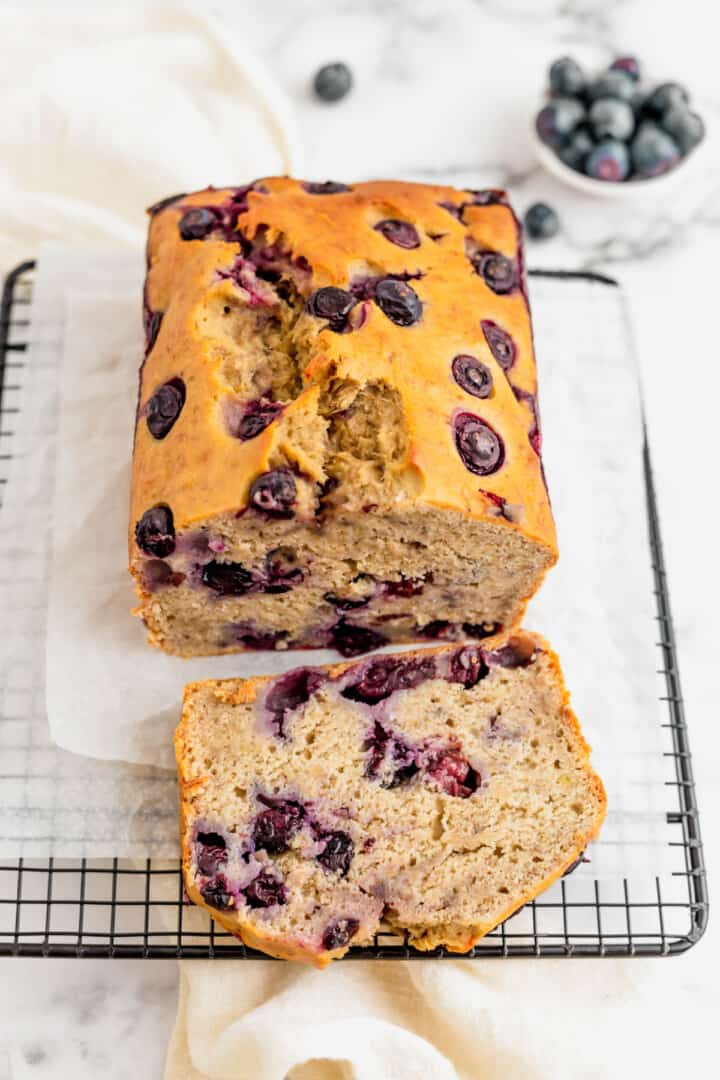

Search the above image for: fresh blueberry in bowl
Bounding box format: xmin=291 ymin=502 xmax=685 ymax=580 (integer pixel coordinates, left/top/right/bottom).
xmin=585 ymin=139 xmax=631 ymax=181
xmin=661 ymin=105 xmax=705 ymax=153
xmin=643 ymin=81 xmax=689 ymax=118
xmin=535 ymin=98 xmax=585 ymax=148
xmin=587 ymin=70 xmax=635 ymax=103
xmin=549 ymin=57 xmax=585 ymax=98
xmin=523 ymin=203 xmax=560 ymax=241
xmin=589 ymin=97 xmax=635 ymax=141
xmin=558 ymin=127 xmax=594 ymax=170
xmin=630 ymin=123 xmax=680 ymax=177
xmin=609 ymin=56 xmax=641 ymax=82
xmin=313 ymin=62 xmax=353 ymax=103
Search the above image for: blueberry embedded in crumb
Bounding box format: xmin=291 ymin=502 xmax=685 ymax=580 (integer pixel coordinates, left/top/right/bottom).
xmin=265 ymin=667 xmax=326 ymax=737
xmin=201 ymin=560 xmax=254 ymax=596
xmin=548 ymin=57 xmax=585 ymax=98
xmin=448 ymin=646 xmax=489 ymax=689
xmin=425 ymin=749 xmax=480 ymax=798
xmin=330 ymin=620 xmax=388 ymax=658
xmin=233 ymin=399 xmax=284 ymax=441
xmin=242 ymin=870 xmax=287 ymax=908
xmin=469 ymin=250 xmax=517 ymax=295
xmin=313 ymin=62 xmax=353 ymax=103
xmin=201 ymin=876 xmax=234 ymax=910
xmin=195 ymin=832 xmax=228 ymax=877
xmin=453 ymin=412 xmax=505 ymax=476
xmin=316 ymin=830 xmax=354 ymax=875
xmin=302 ymin=180 xmax=352 ymax=194
xmin=342 ymin=655 xmax=436 ymax=705
xmin=523 ymin=203 xmax=560 ymax=242
xmin=249 ymin=468 xmax=297 ymax=518
xmin=307 ymin=286 xmax=357 ymax=331
xmin=252 ymin=799 xmax=305 ymax=854
xmin=322 ymin=917 xmax=360 ymax=951
xmin=135 ymin=505 xmax=176 ymax=557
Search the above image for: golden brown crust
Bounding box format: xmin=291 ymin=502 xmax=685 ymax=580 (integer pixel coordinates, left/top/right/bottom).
xmin=131 ymin=179 xmax=556 ymax=558
xmin=175 ymin=632 xmax=606 ymax=964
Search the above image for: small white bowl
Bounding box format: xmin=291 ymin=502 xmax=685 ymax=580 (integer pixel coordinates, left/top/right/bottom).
xmin=531 ymin=112 xmax=708 ymax=200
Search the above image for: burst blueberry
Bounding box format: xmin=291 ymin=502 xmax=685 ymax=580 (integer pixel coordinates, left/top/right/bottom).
xmin=330 ymin=620 xmax=388 ymax=657
xmin=322 ymin=918 xmax=359 ymax=951
xmin=342 ymin=656 xmax=436 ymax=705
xmin=316 ymin=830 xmax=354 ymax=875
xmin=449 ymin=646 xmax=489 ymax=689
xmin=374 ymin=278 xmax=422 ymax=326
xmin=265 ymin=667 xmax=325 ymax=737
xmin=374 ymin=219 xmax=421 ymax=249
xmin=195 ymin=832 xmax=228 ymax=877
xmin=146 ymin=377 xmax=186 ymax=439
xmin=201 ymin=877 xmax=233 ymax=910
xmin=452 ymin=355 xmax=494 ymax=398
xmin=453 ymin=413 xmax=505 ymax=476
xmin=135 ymin=505 xmax=175 ymax=557
xmin=249 ymin=469 xmax=296 ymax=517
xmin=252 ymin=799 xmax=305 ymax=854
xmin=480 ymin=320 xmax=516 ymax=371
xmin=302 ymin=180 xmax=352 ymax=194
xmin=242 ymin=870 xmax=287 ymax=908
xmin=234 ymin=399 xmax=284 ymax=441
xmin=178 ymin=207 xmax=219 ymax=241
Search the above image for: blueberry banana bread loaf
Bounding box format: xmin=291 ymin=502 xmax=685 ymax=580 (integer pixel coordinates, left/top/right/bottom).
xmin=175 ymin=631 xmax=606 ymax=965
xmin=132 ymin=179 xmax=557 ymax=657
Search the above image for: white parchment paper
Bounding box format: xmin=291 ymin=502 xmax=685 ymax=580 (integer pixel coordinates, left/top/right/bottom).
xmin=0 ymin=248 xmax=673 ymax=871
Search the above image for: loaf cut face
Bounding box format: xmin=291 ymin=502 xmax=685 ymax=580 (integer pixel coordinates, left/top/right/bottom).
xmin=132 ymin=179 xmax=557 ymax=657
xmin=176 ymin=632 xmax=606 ymax=965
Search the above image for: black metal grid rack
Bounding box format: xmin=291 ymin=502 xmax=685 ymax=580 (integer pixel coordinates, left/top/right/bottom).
xmin=0 ymin=261 xmax=708 ymax=958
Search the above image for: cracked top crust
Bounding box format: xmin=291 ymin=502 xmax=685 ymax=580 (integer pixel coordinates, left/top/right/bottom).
xmin=131 ymin=178 xmax=556 ymax=560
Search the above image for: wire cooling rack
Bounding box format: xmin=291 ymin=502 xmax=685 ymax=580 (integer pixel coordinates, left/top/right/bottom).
xmin=0 ymin=261 xmax=708 ymax=958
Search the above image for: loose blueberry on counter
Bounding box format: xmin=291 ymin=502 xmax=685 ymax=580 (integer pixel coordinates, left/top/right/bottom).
xmin=589 ymin=97 xmax=635 ymax=141
xmin=535 ymin=98 xmax=585 ymax=148
xmin=342 ymin=655 xmax=436 ymax=705
xmin=469 ymin=251 xmax=516 ymax=295
xmin=195 ymin=831 xmax=228 ymax=877
xmin=585 ymin=138 xmax=630 ymax=181
xmin=302 ymin=180 xmax=352 ymax=194
xmin=201 ymin=560 xmax=254 ymax=596
xmin=523 ymin=203 xmax=560 ymax=242
xmin=316 ymin=830 xmax=354 ymax=875
xmin=330 ymin=620 xmax=388 ymax=657
xmin=145 ymin=310 xmax=163 ymax=354
xmin=558 ymin=126 xmax=594 ymax=171
xmin=249 ymin=469 xmax=297 ymax=517
xmin=374 ymin=218 xmax=421 ymax=249
xmin=242 ymin=870 xmax=288 ymax=908
xmin=661 ymin=105 xmax=705 ymax=153
xmin=313 ymin=61 xmax=353 ymax=102
xmin=587 ymin=70 xmax=635 ymax=103
xmin=265 ymin=667 xmax=326 ymax=737
xmin=178 ymin=207 xmax=220 ymax=241
xmin=425 ymin=749 xmax=479 ymax=798
xmin=374 ymin=278 xmax=422 ymax=326
xmin=141 ymin=559 xmax=184 ymax=591
xmin=643 ymin=82 xmax=689 ymax=119
xmin=609 ymin=56 xmax=640 ymax=82
xmin=549 ymin=57 xmax=585 ymax=98
xmin=630 ymin=123 xmax=680 ymax=177
xmin=453 ymin=413 xmax=505 ymax=476
xmin=448 ymin=646 xmax=488 ymax=689
xmin=146 ymin=377 xmax=186 ymax=439
xmin=234 ymin=399 xmax=284 ymax=441
xmin=135 ymin=505 xmax=176 ymax=557
xmin=147 ymin=191 xmax=187 ymax=215
xmin=452 ymin=354 xmax=494 ymax=399
xmin=480 ymin=320 xmax=516 ymax=372
xmin=307 ymin=286 xmax=357 ymax=332
xmin=201 ymin=877 xmax=234 ymax=910
xmin=252 ymin=799 xmax=305 ymax=854
xmin=322 ymin=918 xmax=360 ymax=951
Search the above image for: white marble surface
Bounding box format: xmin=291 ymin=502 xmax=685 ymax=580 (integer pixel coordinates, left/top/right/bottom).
xmin=2 ymin=0 xmax=720 ymax=1076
